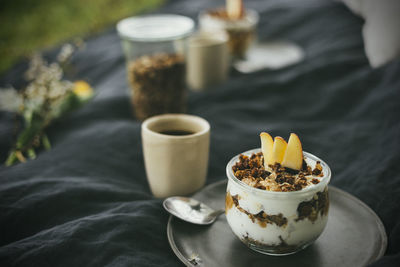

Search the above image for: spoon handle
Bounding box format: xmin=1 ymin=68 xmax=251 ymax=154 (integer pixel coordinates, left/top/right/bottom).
xmin=209 ymin=209 xmax=225 ymax=218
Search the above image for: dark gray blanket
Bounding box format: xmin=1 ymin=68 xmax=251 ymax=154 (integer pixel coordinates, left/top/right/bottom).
xmin=1 ymin=0 xmax=399 ymax=266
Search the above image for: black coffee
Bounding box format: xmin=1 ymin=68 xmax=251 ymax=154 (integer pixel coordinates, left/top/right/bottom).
xmin=159 ymin=130 xmax=194 ymax=136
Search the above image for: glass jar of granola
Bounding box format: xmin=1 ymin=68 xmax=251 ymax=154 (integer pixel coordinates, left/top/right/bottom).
xmin=117 ymin=15 xmax=194 ymax=120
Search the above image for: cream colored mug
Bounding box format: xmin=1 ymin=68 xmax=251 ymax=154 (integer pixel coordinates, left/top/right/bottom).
xmin=141 ymin=114 xmax=210 ymax=198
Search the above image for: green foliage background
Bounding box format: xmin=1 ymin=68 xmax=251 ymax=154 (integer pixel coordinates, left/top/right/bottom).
xmin=0 ymin=0 xmax=163 ymax=74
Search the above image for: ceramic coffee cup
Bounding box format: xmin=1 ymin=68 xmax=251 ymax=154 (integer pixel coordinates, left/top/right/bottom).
xmin=141 ymin=114 xmax=210 ymax=198
xmin=186 ymin=32 xmax=229 ymax=91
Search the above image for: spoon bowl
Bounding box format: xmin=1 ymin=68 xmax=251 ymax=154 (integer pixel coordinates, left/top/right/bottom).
xmin=163 ymin=196 xmax=224 ymax=225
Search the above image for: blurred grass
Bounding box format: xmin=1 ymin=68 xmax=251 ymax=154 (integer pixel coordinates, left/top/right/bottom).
xmin=0 ymin=0 xmax=164 ymax=74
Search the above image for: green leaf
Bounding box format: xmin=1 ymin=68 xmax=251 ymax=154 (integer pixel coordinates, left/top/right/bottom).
xmin=50 ymin=91 xmax=80 ymax=120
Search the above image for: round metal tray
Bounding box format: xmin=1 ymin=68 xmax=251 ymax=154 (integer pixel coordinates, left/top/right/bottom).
xmin=167 ymin=180 xmax=387 ymax=267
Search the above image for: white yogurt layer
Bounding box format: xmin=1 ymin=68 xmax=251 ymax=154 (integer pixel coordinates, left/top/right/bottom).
xmin=226 ymin=182 xmax=328 ymax=247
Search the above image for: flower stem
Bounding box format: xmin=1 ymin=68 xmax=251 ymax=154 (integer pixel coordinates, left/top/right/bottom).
xmin=15 ymin=150 xmax=26 ymax=163
xmin=5 ymin=151 xmax=17 ymax=166
xmin=27 ymin=149 xmax=36 ymax=159
xmin=42 ymin=134 xmax=51 ymax=150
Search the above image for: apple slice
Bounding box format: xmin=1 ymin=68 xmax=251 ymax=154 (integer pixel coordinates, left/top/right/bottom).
xmin=226 ymin=0 xmax=244 ymax=20
xmin=281 ymin=133 xmax=303 ymax=170
xmin=272 ymin=136 xmax=287 ymax=164
xmin=260 ymin=132 xmax=274 ymax=168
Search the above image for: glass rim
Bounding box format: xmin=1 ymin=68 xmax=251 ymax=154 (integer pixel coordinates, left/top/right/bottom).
xmin=199 ymin=8 xmax=259 ymax=28
xmin=226 ymin=148 xmax=331 ymax=197
xmin=117 ymin=14 xmax=195 ymax=42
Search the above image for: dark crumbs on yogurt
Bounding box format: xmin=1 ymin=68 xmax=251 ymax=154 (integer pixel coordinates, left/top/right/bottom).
xmin=232 ymin=152 xmax=324 ymax=192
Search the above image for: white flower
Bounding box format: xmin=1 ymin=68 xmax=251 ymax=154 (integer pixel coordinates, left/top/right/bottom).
xmin=57 ymin=43 xmax=75 ymax=63
xmin=0 ymin=88 xmax=22 ymax=112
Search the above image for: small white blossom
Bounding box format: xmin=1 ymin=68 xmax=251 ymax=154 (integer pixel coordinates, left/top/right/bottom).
xmin=0 ymin=88 xmax=23 ymax=112
xmin=57 ymin=43 xmax=75 ymax=63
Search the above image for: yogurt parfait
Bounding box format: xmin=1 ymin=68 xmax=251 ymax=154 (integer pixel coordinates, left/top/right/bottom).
xmin=199 ymin=0 xmax=259 ymax=60
xmin=225 ymin=133 xmax=331 ymax=255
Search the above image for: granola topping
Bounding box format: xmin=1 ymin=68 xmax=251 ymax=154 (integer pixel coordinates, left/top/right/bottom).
xmin=232 ymin=152 xmax=324 ymax=192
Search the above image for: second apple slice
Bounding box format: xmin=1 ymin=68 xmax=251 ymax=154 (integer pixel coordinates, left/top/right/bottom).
xmin=272 ymin=136 xmax=287 ymax=164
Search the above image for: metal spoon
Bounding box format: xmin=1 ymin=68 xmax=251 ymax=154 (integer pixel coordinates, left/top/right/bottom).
xmin=163 ymin=196 xmax=224 ymax=225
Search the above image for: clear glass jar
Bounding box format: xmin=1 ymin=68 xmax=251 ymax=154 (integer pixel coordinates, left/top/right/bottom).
xmin=117 ymin=15 xmax=194 ymax=120
xmin=225 ymin=148 xmax=331 ymax=255
xmin=199 ymin=9 xmax=259 ymax=60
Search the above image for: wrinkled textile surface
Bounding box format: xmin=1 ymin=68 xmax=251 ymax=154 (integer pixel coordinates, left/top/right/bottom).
xmin=0 ymin=0 xmax=399 ymax=266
